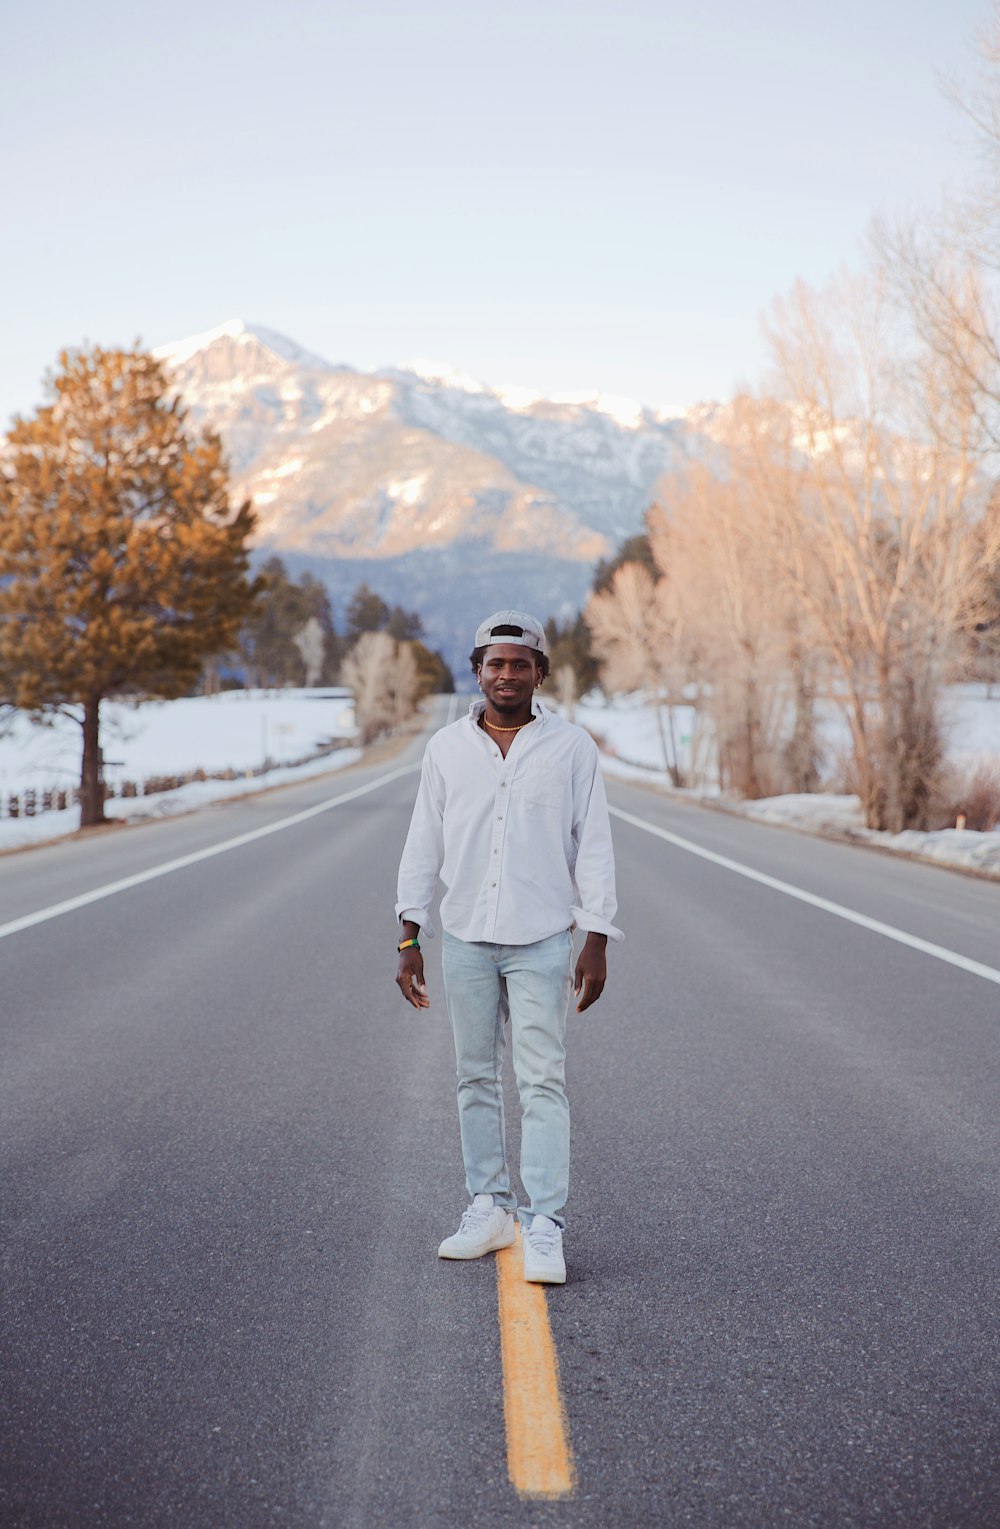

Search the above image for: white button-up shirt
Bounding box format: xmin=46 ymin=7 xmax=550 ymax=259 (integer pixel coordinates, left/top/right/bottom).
xmin=396 ymin=699 xmax=623 ymax=945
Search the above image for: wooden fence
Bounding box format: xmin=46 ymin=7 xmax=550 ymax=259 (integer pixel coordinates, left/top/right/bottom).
xmin=1 ymin=739 xmax=354 ymax=818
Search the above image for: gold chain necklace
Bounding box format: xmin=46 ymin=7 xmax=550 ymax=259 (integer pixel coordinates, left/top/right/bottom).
xmin=483 ymin=716 xmax=534 ymax=732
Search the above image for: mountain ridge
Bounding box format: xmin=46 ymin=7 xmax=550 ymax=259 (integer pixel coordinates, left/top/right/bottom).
xmin=154 ymin=320 xmax=709 ymax=666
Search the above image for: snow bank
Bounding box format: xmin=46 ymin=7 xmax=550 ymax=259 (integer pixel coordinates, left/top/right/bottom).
xmin=735 ymin=794 xmax=1000 ymax=877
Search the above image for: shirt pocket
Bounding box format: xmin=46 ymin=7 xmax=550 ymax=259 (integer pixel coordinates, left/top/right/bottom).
xmin=523 ymin=771 xmax=568 ymax=811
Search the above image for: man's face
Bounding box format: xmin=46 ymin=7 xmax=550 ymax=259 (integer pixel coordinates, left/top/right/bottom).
xmin=478 ymin=643 xmax=540 ymax=713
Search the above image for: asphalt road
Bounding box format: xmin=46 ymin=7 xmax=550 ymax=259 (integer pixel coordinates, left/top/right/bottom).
xmin=2 ymin=699 xmax=998 ymax=1528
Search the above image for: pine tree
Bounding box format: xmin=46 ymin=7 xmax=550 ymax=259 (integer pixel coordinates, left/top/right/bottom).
xmin=386 ymin=605 xmax=424 ymax=642
xmin=591 ymin=533 xmax=656 ymax=596
xmin=0 ymin=344 xmax=260 ymax=827
xmin=240 ymin=556 xmax=303 ymax=685
xmin=544 ymin=613 xmax=599 ymax=695
xmin=239 ymin=558 xmax=339 ymax=686
xmin=409 ymin=640 xmax=455 ymax=697
xmin=345 ymin=583 xmax=390 ymax=643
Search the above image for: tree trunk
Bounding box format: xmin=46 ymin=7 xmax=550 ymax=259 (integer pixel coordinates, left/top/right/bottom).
xmin=738 ymin=675 xmax=766 ymax=799
xmin=654 ymin=697 xmax=685 ymax=788
xmin=80 ymin=697 xmax=105 ymax=827
xmin=663 ymin=700 xmax=684 ymax=788
xmin=784 ymin=644 xmax=820 ymax=794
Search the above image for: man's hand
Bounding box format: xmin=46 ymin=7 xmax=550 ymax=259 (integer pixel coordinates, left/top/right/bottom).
xmin=574 ymin=931 xmax=607 ymax=1013
xmin=396 ymin=947 xmax=430 ymax=1009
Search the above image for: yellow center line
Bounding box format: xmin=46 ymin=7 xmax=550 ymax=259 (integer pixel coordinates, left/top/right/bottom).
xmin=496 ymin=1227 xmax=576 ymax=1499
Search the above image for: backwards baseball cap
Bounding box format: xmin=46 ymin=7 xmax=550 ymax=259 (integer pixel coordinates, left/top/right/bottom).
xmin=474 ymin=609 xmax=548 ymax=656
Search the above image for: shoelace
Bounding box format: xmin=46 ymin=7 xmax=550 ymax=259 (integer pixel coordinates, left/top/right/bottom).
xmin=527 ymin=1224 xmax=560 ymax=1257
xmin=459 ymin=1204 xmax=493 ymax=1233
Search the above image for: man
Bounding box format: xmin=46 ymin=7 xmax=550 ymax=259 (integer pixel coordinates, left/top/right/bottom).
xmin=395 ymin=610 xmax=623 ymax=1285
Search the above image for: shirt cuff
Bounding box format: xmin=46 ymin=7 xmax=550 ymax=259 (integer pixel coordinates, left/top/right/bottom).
xmin=571 ymin=905 xmax=624 ymax=943
xmin=396 ymin=905 xmax=436 ymax=938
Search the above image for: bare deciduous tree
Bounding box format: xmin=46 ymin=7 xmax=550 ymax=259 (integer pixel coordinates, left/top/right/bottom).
xmin=392 ymin=641 xmax=419 ymax=730
xmin=552 ymin=663 xmax=578 ymax=723
xmin=585 ymin=561 xmax=687 ymax=785
xmin=342 ymin=632 xmax=422 ymax=743
xmin=648 ymin=445 xmax=802 ymax=801
xmin=342 ymin=631 xmax=398 ymax=743
xmin=293 ymin=616 xmax=326 ymax=688
xmin=608 ymin=273 xmax=999 ymax=829
xmin=876 ymin=12 xmax=1000 ymax=455
xmin=761 ymin=273 xmax=1000 ymax=830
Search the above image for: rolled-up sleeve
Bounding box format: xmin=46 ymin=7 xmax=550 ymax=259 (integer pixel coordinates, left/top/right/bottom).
xmin=395 ymin=745 xmax=446 ymax=936
xmin=569 ymin=746 xmax=624 ymax=943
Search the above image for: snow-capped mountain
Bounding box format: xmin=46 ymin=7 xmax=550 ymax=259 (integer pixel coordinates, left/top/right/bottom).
xmin=154 ymin=320 xmax=703 ymax=664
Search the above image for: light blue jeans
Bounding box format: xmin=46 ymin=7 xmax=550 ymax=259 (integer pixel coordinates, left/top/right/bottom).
xmin=441 ymin=928 xmax=573 ymax=1228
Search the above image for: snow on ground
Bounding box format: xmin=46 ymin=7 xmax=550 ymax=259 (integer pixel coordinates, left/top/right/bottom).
xmin=0 ymin=689 xmax=357 ymax=788
xmin=570 ymin=686 xmax=1000 ymax=880
xmin=573 ymin=692 xmax=703 ymax=779
xmin=941 ymin=684 xmax=1000 ymax=769
xmin=735 ymin=794 xmax=1000 ymax=876
xmin=0 ymin=690 xmax=360 ymax=853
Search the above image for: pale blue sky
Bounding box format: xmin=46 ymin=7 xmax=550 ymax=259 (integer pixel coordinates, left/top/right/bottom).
xmin=1 ymin=0 xmax=991 ymax=424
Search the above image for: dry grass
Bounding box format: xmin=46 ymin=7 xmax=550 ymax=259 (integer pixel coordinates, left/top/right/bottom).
xmin=932 ymin=763 xmax=1000 ymax=832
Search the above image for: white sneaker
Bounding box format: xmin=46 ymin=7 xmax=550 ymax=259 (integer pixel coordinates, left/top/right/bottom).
xmin=522 ymin=1215 xmax=566 ymax=1284
xmin=438 ymin=1194 xmax=516 ymax=1260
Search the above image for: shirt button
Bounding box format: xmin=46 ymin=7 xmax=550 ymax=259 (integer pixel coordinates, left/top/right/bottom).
xmin=500 ymin=782 xmax=507 ymax=788
xmin=497 ymin=815 xmax=503 ymax=821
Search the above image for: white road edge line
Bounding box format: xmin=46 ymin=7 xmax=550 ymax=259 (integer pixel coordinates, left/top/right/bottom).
xmin=0 ymin=762 xmax=421 ymax=942
xmin=608 ymin=804 xmax=1000 ymax=988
